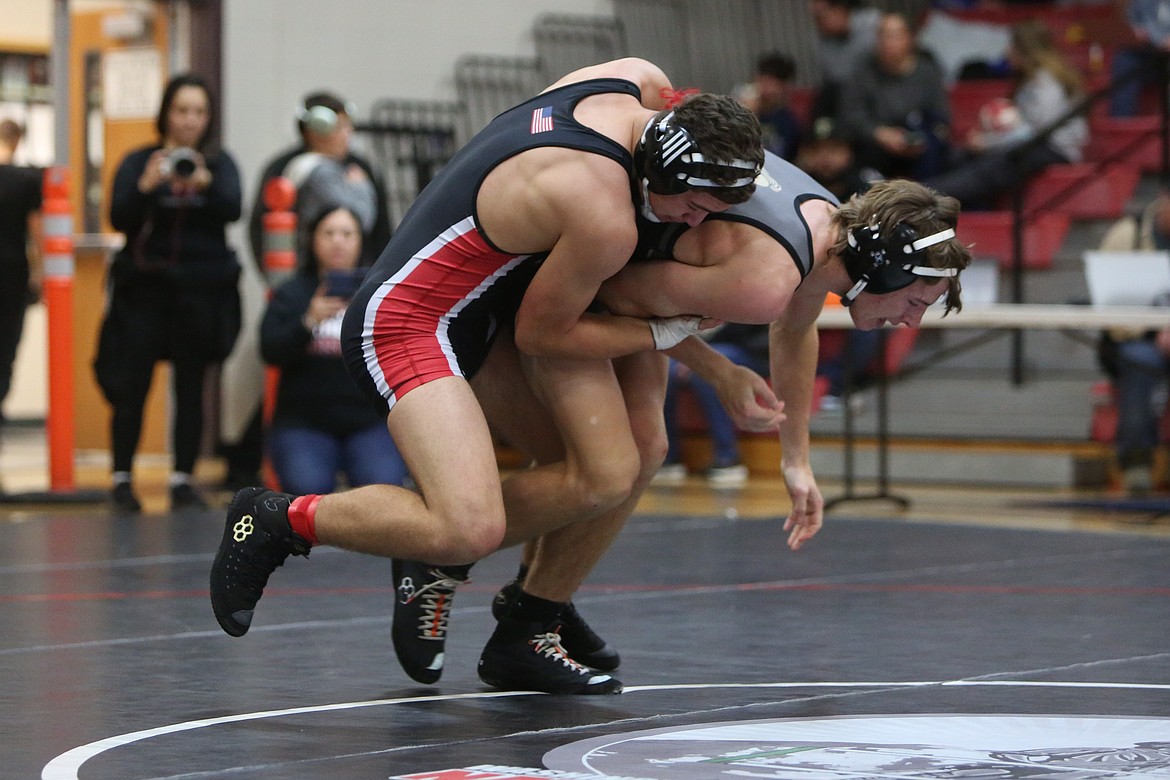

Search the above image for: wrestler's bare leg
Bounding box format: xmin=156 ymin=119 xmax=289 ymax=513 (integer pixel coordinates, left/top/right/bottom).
xmin=314 ymin=337 xmax=645 ymax=563
xmin=313 ymin=376 xmax=508 ymax=564
xmin=520 ymin=350 xmax=668 ymax=602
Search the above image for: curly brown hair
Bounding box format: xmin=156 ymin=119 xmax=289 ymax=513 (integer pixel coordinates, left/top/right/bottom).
xmin=672 ymin=93 xmax=764 ymax=205
xmin=831 ymin=179 xmax=973 ymax=313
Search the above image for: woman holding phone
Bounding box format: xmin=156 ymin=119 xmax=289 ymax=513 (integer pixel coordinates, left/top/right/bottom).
xmin=260 ymin=204 xmax=407 ymax=493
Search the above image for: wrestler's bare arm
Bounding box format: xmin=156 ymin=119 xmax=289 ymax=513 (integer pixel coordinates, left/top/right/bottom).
xmin=769 ymin=287 xmax=827 ymax=549
xmin=667 ymin=336 xmax=785 ymax=433
xmin=545 ymin=57 xmax=673 ymax=109
xmin=509 ymin=157 xmax=662 ymax=360
xmin=598 ymin=221 xmax=800 ymax=325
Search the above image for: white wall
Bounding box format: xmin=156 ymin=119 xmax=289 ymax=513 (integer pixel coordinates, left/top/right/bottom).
xmin=0 ymin=0 xmax=51 ymax=47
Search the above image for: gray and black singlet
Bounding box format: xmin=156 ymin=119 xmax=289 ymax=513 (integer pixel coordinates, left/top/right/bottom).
xmin=341 ymin=78 xmax=640 ymax=411
xmin=638 ymin=151 xmax=839 ymax=278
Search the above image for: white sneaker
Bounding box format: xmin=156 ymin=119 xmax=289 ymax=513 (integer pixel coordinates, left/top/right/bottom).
xmin=818 ymin=393 xmax=866 ymax=415
xmin=706 ymin=463 xmax=748 ymax=487
xmin=651 ymin=463 xmax=687 ymax=485
xmin=1122 ymin=465 xmax=1153 ymax=494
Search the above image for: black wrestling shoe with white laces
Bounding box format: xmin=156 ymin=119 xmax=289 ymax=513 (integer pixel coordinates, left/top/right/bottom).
xmin=492 ymin=579 xmax=620 ymax=671
xmin=210 ymin=488 xmax=310 ymax=637
xmin=477 ymin=615 xmax=623 ymax=695
xmin=392 ymin=560 xmax=472 ymax=684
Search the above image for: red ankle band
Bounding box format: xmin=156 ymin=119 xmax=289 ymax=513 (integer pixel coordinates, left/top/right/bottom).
xmin=288 ymin=494 xmax=322 ymax=547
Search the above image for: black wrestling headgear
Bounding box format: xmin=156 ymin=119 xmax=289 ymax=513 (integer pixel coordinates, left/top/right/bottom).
xmin=635 ymin=109 xmax=760 ymax=196
xmin=840 ymin=222 xmax=958 ymax=306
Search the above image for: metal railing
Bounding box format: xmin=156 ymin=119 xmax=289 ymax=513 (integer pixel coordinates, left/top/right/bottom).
xmin=357 ymin=99 xmax=463 ymax=230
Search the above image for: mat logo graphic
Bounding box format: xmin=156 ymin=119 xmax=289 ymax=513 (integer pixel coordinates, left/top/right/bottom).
xmin=542 ymin=714 xmax=1170 ymax=779
xmin=232 ymin=514 xmax=254 ymax=542
xmin=392 ymin=765 xmax=654 ymax=780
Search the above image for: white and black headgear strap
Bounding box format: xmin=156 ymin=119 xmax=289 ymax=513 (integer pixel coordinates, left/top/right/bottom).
xmin=635 ymin=110 xmax=760 ymax=195
xmin=840 ymin=222 xmax=958 ymax=306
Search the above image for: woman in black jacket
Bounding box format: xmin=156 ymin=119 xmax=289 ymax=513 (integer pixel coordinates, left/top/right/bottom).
xmin=261 ymin=205 xmax=407 ymax=494
xmin=97 ymin=73 xmax=242 ymax=513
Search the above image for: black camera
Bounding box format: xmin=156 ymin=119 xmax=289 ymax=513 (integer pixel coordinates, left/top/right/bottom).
xmin=161 ymin=147 xmax=199 ymax=179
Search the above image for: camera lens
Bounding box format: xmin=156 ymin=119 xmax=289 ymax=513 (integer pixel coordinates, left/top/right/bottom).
xmin=168 ymin=148 xmax=198 ymax=178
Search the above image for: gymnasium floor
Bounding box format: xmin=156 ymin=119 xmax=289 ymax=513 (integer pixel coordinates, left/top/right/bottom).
xmin=3 ymin=428 xmax=1169 ymax=779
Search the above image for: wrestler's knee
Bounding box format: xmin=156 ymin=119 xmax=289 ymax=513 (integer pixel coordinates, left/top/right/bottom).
xmin=571 ymin=441 xmax=640 ymax=511
xmin=635 ymin=425 xmax=670 ymax=478
xmin=628 ymin=411 xmax=669 ymax=480
xmin=428 ymin=505 xmax=506 ymax=564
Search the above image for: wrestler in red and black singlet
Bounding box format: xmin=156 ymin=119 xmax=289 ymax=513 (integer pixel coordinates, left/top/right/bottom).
xmin=341 ymin=78 xmax=641 ymax=412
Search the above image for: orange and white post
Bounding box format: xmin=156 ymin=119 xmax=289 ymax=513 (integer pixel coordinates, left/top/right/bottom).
xmin=40 ymin=166 xmax=75 ymax=491
xmin=261 ymin=177 xmax=297 ymax=488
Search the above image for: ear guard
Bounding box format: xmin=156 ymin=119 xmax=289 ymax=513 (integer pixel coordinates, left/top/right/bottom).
xmin=635 ymin=110 xmax=760 ymax=196
xmin=296 ymin=100 xmax=357 ymax=135
xmin=840 ymin=222 xmax=958 ymax=306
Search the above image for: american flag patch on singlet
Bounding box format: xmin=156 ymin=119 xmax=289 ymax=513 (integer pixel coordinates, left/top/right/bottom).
xmin=530 ymin=106 xmax=554 ymax=134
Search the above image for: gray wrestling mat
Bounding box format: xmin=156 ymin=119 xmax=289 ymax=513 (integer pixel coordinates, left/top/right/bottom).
xmin=4 ymin=504 xmax=1167 ymax=778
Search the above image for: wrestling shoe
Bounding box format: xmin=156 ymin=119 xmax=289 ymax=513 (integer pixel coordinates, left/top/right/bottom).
xmin=492 ymin=579 xmax=620 ymax=671
xmin=478 ymin=615 xmax=623 ymax=695
xmin=210 ymin=487 xmax=310 ymax=637
xmin=392 ymin=560 xmax=472 ymax=684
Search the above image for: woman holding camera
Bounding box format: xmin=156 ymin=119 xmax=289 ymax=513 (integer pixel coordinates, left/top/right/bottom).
xmin=260 ymin=204 xmax=407 ymax=495
xmin=97 ymin=72 xmax=243 ymax=513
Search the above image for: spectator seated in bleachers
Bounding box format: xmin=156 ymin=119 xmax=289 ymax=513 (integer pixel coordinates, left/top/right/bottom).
xmin=837 ymin=11 xmax=952 ymax=181
xmin=1109 ymin=0 xmax=1170 ymax=118
xmin=809 ymin=0 xmax=882 ymax=121
xmin=795 ymin=116 xmax=882 ymax=204
xmin=735 ymin=52 xmax=804 ymax=161
xmin=1094 ymin=191 xmax=1170 ymax=494
xmin=923 ymin=19 xmax=1088 ymax=209
xmin=260 ymin=204 xmax=408 ymax=495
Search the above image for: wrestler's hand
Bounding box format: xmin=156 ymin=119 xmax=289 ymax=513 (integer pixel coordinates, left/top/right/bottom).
xmin=649 ymin=316 xmax=721 ymax=350
xmin=781 ymin=461 xmax=824 ymax=551
xmin=712 ymin=363 xmax=785 ymax=433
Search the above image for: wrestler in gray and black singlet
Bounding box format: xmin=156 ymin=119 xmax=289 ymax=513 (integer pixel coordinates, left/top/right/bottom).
xmin=638 ymin=150 xmax=838 ymax=277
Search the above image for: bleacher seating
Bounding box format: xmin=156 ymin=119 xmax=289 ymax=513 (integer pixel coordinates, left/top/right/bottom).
xmin=945 ymin=3 xmax=1128 ymax=74
xmin=1020 ymin=162 xmax=1142 ymax=221
xmin=1086 ymin=116 xmax=1164 ymax=174
xmin=665 ymin=2 xmax=1162 ymax=474
xmin=948 ymin=79 xmax=1012 ymax=143
xmin=955 ymin=210 xmax=1070 ymax=270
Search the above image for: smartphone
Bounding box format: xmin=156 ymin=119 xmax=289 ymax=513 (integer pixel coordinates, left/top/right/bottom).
xmin=324 ymin=269 xmax=364 ymax=299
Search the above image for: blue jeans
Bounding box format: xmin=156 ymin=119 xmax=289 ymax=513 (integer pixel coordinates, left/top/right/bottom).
xmin=817 ymin=329 xmax=882 ymax=397
xmin=268 ymin=423 xmax=408 ymax=495
xmin=1109 ymin=47 xmax=1163 ymax=118
xmin=664 ymin=342 xmax=768 ymax=467
xmin=1113 ymin=339 xmax=1169 ymax=467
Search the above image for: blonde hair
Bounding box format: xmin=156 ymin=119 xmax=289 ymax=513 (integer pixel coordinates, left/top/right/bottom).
xmin=1010 ymin=20 xmax=1083 ymax=99
xmin=831 ymin=179 xmax=972 ymax=313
